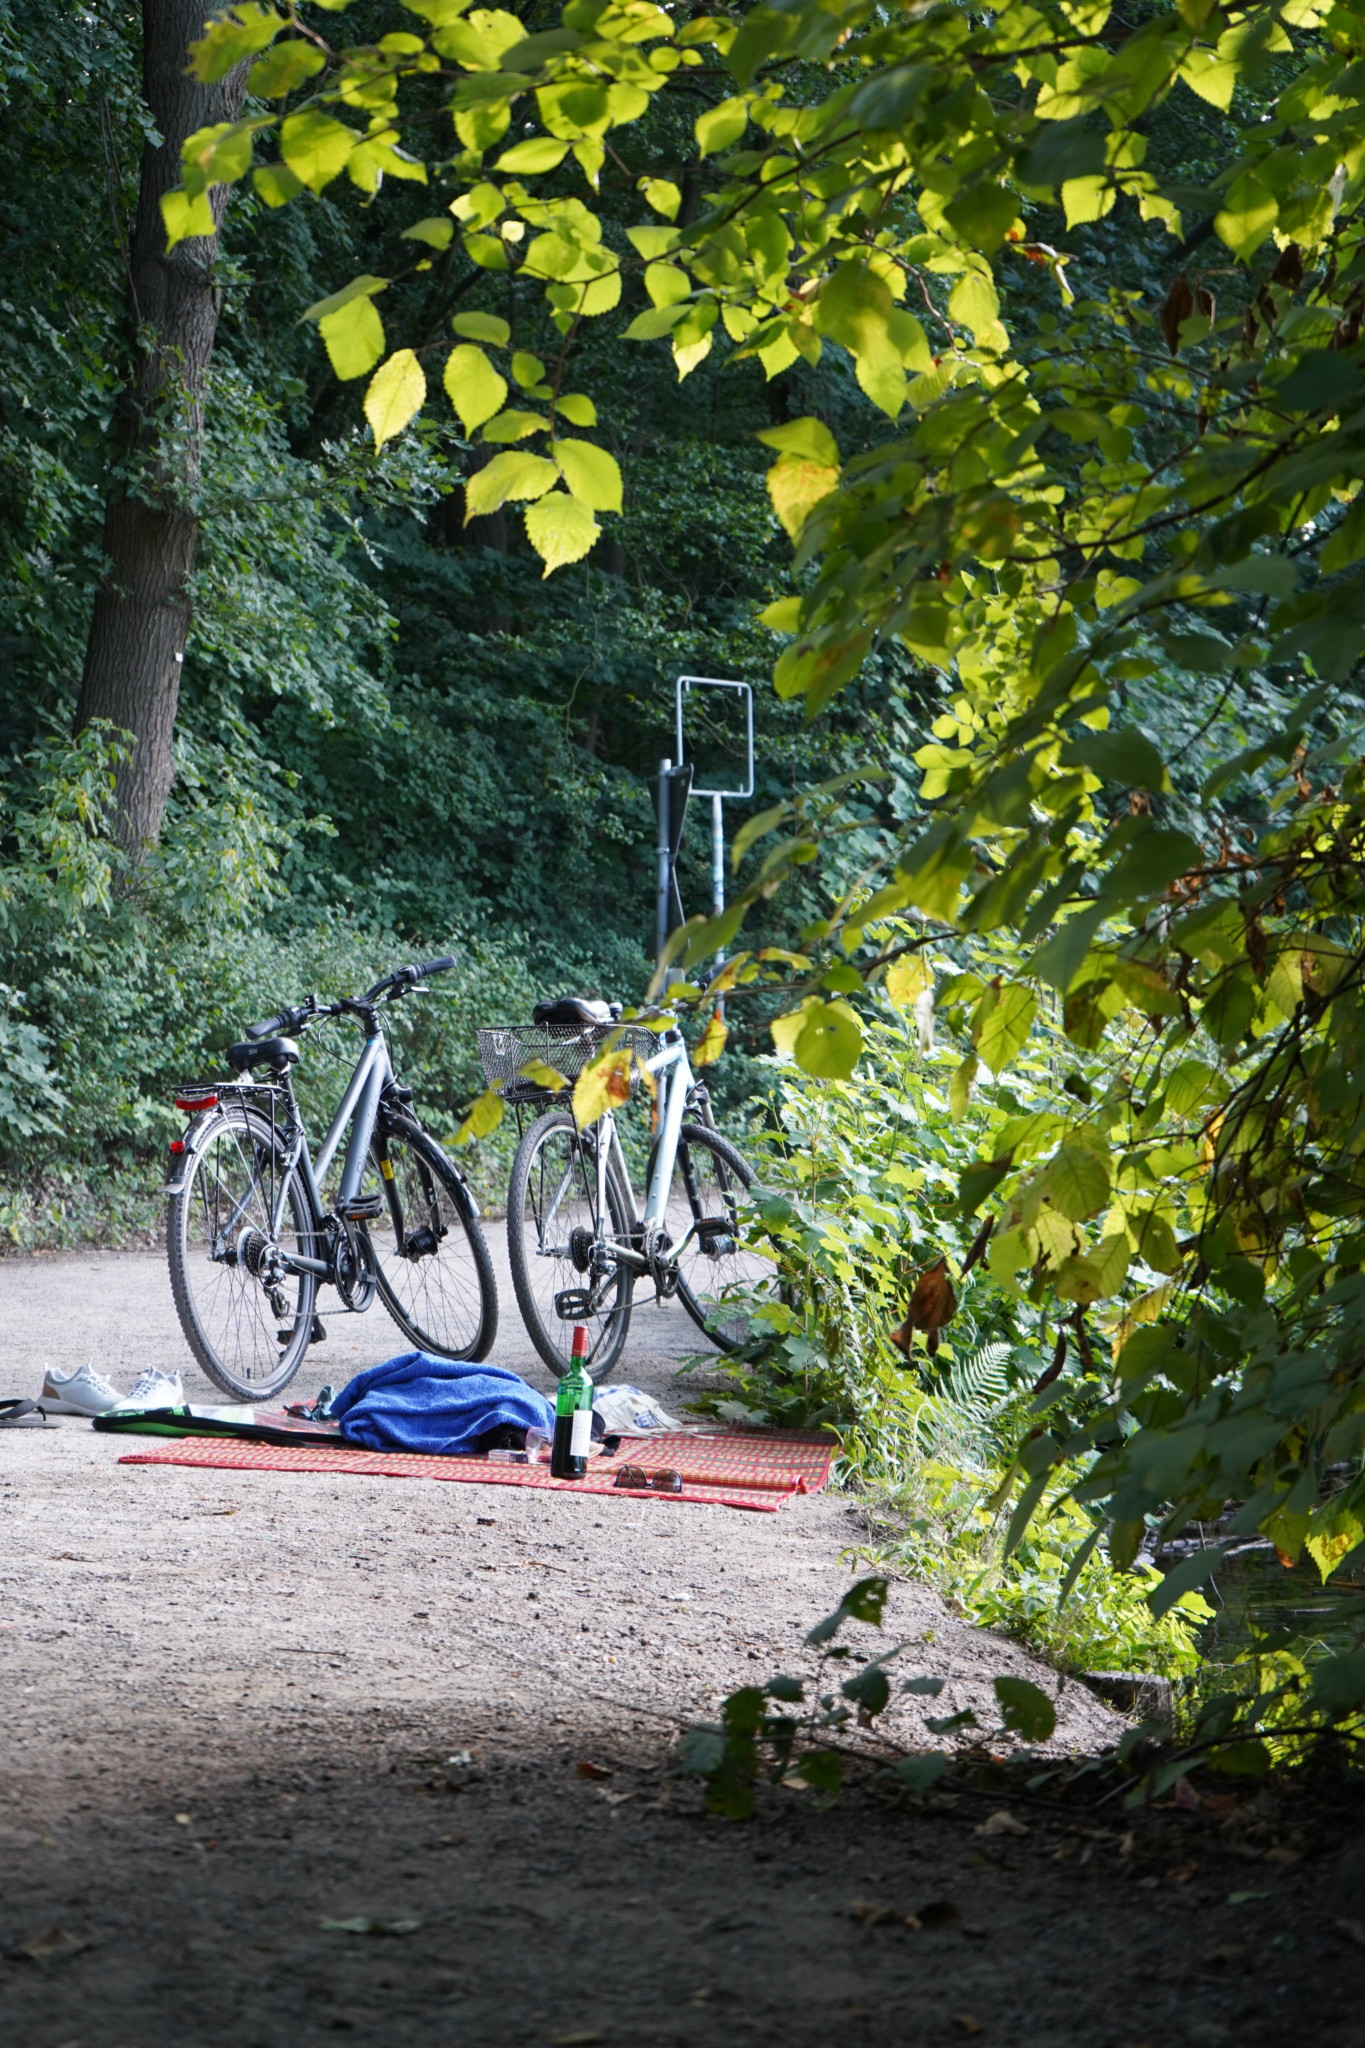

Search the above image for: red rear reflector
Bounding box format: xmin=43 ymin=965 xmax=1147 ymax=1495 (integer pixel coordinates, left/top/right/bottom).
xmin=175 ymin=1093 xmax=217 ymax=1112
xmin=169 ymin=1140 xmax=186 ymax=1155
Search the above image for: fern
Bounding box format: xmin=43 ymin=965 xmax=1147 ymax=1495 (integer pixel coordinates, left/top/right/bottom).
xmin=911 ymin=1341 xmax=1016 ymax=1467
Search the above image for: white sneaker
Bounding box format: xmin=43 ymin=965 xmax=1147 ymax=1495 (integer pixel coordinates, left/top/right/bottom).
xmin=111 ymin=1367 xmax=185 ymax=1411
xmin=40 ymin=1363 xmax=124 ymax=1416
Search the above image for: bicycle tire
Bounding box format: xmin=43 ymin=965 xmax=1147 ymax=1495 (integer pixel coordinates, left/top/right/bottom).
xmin=167 ymin=1103 xmax=318 ymax=1401
xmin=507 ymin=1108 xmax=635 ymax=1378
xmin=365 ymin=1116 xmax=498 ymax=1360
xmin=655 ymin=1122 xmax=771 ymax=1352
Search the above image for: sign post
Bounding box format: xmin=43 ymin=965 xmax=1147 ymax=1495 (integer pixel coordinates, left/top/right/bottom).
xmin=674 ymin=676 xmax=754 ymax=992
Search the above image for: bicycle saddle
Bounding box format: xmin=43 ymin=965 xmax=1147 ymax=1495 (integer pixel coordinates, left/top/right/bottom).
xmin=225 ymin=1035 xmax=301 ymax=1074
xmin=531 ymin=997 xmax=621 ymax=1028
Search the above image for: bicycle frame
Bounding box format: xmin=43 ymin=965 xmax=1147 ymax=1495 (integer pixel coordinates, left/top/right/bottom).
xmin=173 ymin=1026 xmax=398 ymax=1281
xmin=586 ymin=1024 xmax=710 ymax=1275
xmin=268 ymin=1028 xmax=395 ymax=1274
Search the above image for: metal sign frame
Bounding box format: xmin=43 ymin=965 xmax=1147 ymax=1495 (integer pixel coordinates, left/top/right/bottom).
xmin=674 ymin=675 xmax=754 ymax=800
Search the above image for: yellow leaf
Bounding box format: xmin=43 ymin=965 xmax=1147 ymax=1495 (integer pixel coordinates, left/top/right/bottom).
xmin=766 ymin=455 xmax=839 ymax=540
xmin=524 ymin=490 xmax=599 ymax=574
xmin=884 ymin=954 xmax=931 ymax=1009
xmin=572 ymin=1046 xmax=633 ymax=1129
xmin=364 ymin=348 xmax=426 ymax=447
xmin=454 ymin=1086 xmax=504 ymax=1144
xmin=694 ymin=1009 xmax=727 ymax=1067
xmin=319 ymin=294 xmax=386 ymax=381
xmin=161 ymin=188 xmax=215 ymax=251
xmin=1305 ymin=1511 xmax=1363 ymax=1583
xmin=443 ymin=343 xmax=508 ymax=433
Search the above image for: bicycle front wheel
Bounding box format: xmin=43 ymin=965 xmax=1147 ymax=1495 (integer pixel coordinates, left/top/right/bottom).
xmin=506 ymin=1109 xmax=634 ymax=1378
xmin=365 ymin=1117 xmax=498 ymax=1360
xmin=167 ymin=1104 xmax=318 ymax=1401
xmin=661 ymin=1123 xmax=773 ymax=1352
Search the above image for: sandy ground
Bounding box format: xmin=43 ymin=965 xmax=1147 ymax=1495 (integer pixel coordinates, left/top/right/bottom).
xmin=2 ymin=1246 xmax=1362 ymax=2047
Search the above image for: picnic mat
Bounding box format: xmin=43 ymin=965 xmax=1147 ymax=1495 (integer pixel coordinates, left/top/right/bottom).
xmin=117 ymin=1427 xmax=837 ymax=1513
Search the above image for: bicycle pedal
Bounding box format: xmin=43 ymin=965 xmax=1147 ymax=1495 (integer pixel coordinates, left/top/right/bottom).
xmin=337 ymin=1193 xmax=384 ymax=1221
xmin=311 ymin=1316 xmax=327 ymax=1344
xmin=554 ymin=1288 xmax=593 ymax=1320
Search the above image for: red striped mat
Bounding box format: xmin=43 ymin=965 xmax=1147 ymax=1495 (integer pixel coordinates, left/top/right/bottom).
xmin=118 ymin=1428 xmax=837 ymax=1513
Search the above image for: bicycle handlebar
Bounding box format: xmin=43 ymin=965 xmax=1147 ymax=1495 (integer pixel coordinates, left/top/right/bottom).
xmin=245 ymin=959 xmax=456 ymax=1039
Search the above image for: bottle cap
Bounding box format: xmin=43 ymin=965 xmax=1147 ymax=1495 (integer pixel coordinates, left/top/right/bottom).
xmin=570 ymin=1324 xmax=589 ymax=1360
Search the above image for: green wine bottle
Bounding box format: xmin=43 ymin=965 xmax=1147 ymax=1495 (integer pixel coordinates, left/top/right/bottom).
xmin=550 ymin=1325 xmax=594 ymax=1479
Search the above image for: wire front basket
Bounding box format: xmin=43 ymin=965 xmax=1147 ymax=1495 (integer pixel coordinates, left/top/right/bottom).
xmin=477 ymin=1022 xmax=658 ymax=1105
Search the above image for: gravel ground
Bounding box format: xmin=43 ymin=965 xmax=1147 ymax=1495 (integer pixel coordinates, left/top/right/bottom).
xmin=2 ymin=1246 xmax=1362 ymax=2047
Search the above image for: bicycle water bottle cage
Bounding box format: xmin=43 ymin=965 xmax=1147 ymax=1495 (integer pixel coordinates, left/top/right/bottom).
xmin=532 ymin=997 xmax=620 ymax=1028
xmin=225 ymin=1036 xmax=301 ymax=1075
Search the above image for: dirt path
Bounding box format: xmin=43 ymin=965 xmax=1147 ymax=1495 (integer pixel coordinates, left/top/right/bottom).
xmin=2 ymin=1249 xmax=1360 ymax=2046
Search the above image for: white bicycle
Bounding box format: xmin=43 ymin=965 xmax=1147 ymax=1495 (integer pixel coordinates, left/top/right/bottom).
xmin=479 ymin=998 xmax=774 ymax=1377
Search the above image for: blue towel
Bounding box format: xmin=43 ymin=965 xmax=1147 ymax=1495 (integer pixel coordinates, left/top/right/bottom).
xmin=330 ymin=1353 xmax=555 ymax=1457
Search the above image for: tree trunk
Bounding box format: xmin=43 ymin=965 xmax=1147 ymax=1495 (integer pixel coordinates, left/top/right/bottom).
xmin=75 ymin=2 xmax=246 ymax=856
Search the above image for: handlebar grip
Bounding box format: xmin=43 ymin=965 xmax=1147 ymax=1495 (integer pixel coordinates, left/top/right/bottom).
xmin=246 ymin=1010 xmax=291 ymax=1040
xmin=415 ymin=955 xmax=456 ymax=978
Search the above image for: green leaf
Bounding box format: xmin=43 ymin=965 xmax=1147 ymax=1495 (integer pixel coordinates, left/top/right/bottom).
xmin=1310 ymin=1650 xmax=1365 ymax=1712
xmin=640 ymin=176 xmax=681 ymax=220
xmin=806 ymin=1574 xmax=888 ymax=1644
xmin=795 ymin=1750 xmax=843 ymax=1793
xmin=481 ymin=409 xmax=546 ymax=442
xmin=1041 ymin=1142 xmax=1110 ymax=1222
xmin=319 ymin=295 xmax=386 ymax=381
xmin=1062 ymin=728 xmax=1170 ymax=792
xmin=696 ymin=96 xmax=749 ymax=156
xmin=160 ymin=189 xmax=215 ymax=250
xmin=252 ymin=163 xmax=303 ymax=206
xmin=553 ymin=439 xmax=622 ymax=513
xmin=756 ymin=417 xmax=840 ymax=467
xmin=1147 ymin=1541 xmax=1235 ymax=1620
xmin=793 ymin=1000 xmax=863 ymax=1080
xmin=1276 ymin=350 xmax=1365 ymax=414
xmin=1214 ymin=170 xmax=1277 ymax=259
xmin=190 ymin=3 xmax=285 ymax=83
xmin=812 ymin=264 xmax=907 ymax=419
xmin=896 ymin=1753 xmax=949 ymax=1794
xmin=280 ymin=109 xmax=358 ymax=194
xmin=451 ymin=311 xmax=511 ymax=346
xmin=495 ymin=136 xmax=570 ymax=173
xmin=401 ymin=217 xmax=455 ymax=250
xmin=556 ymin=391 xmax=597 ymax=426
xmin=364 ymin=349 xmax=426 ymax=447
xmin=511 ymin=351 xmax=545 ymax=388
xmin=524 ymin=490 xmax=600 ymax=574
xmin=993 ymin=1676 xmax=1057 ymax=1743
xmin=248 ymin=38 xmax=325 ymax=96
xmin=974 ymin=983 xmax=1036 ymax=1073
xmin=841 ymin=1666 xmax=891 ymax=1716
xmin=465 ymin=450 xmax=557 ymax=519
xmin=925 ymin=1709 xmax=978 ymax=1735
xmin=443 ymin=344 xmax=509 ymax=433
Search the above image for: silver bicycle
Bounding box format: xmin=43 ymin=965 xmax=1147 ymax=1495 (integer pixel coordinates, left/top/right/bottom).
xmin=167 ymin=958 xmax=497 ymax=1401
xmin=479 ymin=998 xmax=774 ymax=1377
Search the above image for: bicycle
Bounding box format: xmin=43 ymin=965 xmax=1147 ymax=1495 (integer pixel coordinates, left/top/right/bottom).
xmin=166 ymin=957 xmax=497 ymax=1402
xmin=478 ymin=997 xmax=773 ymax=1378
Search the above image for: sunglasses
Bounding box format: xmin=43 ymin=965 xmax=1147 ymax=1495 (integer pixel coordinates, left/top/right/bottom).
xmin=613 ymin=1466 xmax=683 ymax=1493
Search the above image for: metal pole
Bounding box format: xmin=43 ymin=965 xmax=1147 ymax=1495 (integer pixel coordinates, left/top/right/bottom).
xmin=711 ymin=792 xmax=725 ymax=1006
xmin=655 ymin=756 xmax=673 ymax=971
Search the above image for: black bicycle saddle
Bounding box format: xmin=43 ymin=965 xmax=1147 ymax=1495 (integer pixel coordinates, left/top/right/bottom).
xmin=224 ymin=1035 xmax=301 ymax=1074
xmin=531 ymin=997 xmax=620 ymax=1028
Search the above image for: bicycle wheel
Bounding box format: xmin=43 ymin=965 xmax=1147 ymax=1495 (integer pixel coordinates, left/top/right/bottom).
xmin=365 ymin=1117 xmax=498 ymax=1360
xmin=660 ymin=1123 xmax=774 ymax=1351
xmin=507 ymin=1108 xmax=634 ymax=1378
xmin=168 ymin=1104 xmax=318 ymax=1401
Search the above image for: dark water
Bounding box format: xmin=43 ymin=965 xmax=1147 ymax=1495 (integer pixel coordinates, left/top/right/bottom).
xmin=1198 ymin=1543 xmax=1364 ymax=1663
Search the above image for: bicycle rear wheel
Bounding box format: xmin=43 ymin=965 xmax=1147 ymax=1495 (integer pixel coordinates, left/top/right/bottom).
xmin=506 ymin=1109 xmax=634 ymax=1378
xmin=365 ymin=1117 xmax=497 ymax=1360
xmin=661 ymin=1123 xmax=772 ymax=1352
xmin=167 ymin=1105 xmax=318 ymax=1401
